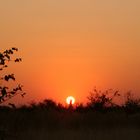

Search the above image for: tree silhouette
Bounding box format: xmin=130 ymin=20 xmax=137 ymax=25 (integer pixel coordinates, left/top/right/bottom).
xmin=0 ymin=48 xmax=25 ymax=104
xmin=87 ymin=88 xmax=120 ymax=111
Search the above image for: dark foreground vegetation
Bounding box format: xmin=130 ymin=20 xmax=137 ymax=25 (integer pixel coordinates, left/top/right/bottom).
xmin=1 ymin=90 xmax=140 ymax=140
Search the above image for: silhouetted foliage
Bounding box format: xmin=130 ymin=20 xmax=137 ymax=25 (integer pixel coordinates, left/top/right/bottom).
xmin=0 ymin=48 xmax=25 ymax=104
xmin=38 ymin=99 xmax=57 ymax=110
xmin=124 ymin=91 xmax=140 ymax=114
xmin=75 ymin=103 xmax=86 ymax=113
xmin=87 ymin=88 xmax=120 ymax=111
xmin=1 ymin=94 xmax=140 ymax=140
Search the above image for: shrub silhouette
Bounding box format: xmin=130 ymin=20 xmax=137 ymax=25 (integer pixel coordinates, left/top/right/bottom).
xmin=124 ymin=92 xmax=140 ymax=114
xmin=37 ymin=99 xmax=57 ymax=110
xmin=75 ymin=103 xmax=86 ymax=113
xmin=87 ymin=88 xmax=120 ymax=111
xmin=0 ymin=48 xmax=25 ymax=104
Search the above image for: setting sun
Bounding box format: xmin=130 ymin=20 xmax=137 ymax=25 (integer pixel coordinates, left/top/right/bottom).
xmin=66 ymin=96 xmax=75 ymax=105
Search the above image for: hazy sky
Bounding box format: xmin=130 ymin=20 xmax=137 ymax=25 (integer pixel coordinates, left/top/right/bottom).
xmin=0 ymin=0 xmax=140 ymax=104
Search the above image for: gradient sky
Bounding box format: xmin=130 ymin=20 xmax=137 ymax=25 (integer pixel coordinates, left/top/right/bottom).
xmin=0 ymin=0 xmax=140 ymax=105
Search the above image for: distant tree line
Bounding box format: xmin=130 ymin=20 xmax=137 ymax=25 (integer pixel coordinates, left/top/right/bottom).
xmin=0 ymin=88 xmax=138 ymax=115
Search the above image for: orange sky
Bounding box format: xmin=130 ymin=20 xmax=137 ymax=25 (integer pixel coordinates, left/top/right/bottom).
xmin=0 ymin=0 xmax=140 ymax=105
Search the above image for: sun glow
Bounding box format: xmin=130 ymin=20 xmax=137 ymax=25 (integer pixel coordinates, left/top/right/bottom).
xmin=66 ymin=96 xmax=75 ymax=105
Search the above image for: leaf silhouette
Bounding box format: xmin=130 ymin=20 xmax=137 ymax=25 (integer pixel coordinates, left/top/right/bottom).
xmin=15 ymin=58 xmax=22 ymax=62
xmin=4 ymin=74 xmax=15 ymax=81
xmin=12 ymin=47 xmax=18 ymax=51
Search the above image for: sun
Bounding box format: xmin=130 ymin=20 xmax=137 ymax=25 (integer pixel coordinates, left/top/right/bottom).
xmin=66 ymin=96 xmax=75 ymax=105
